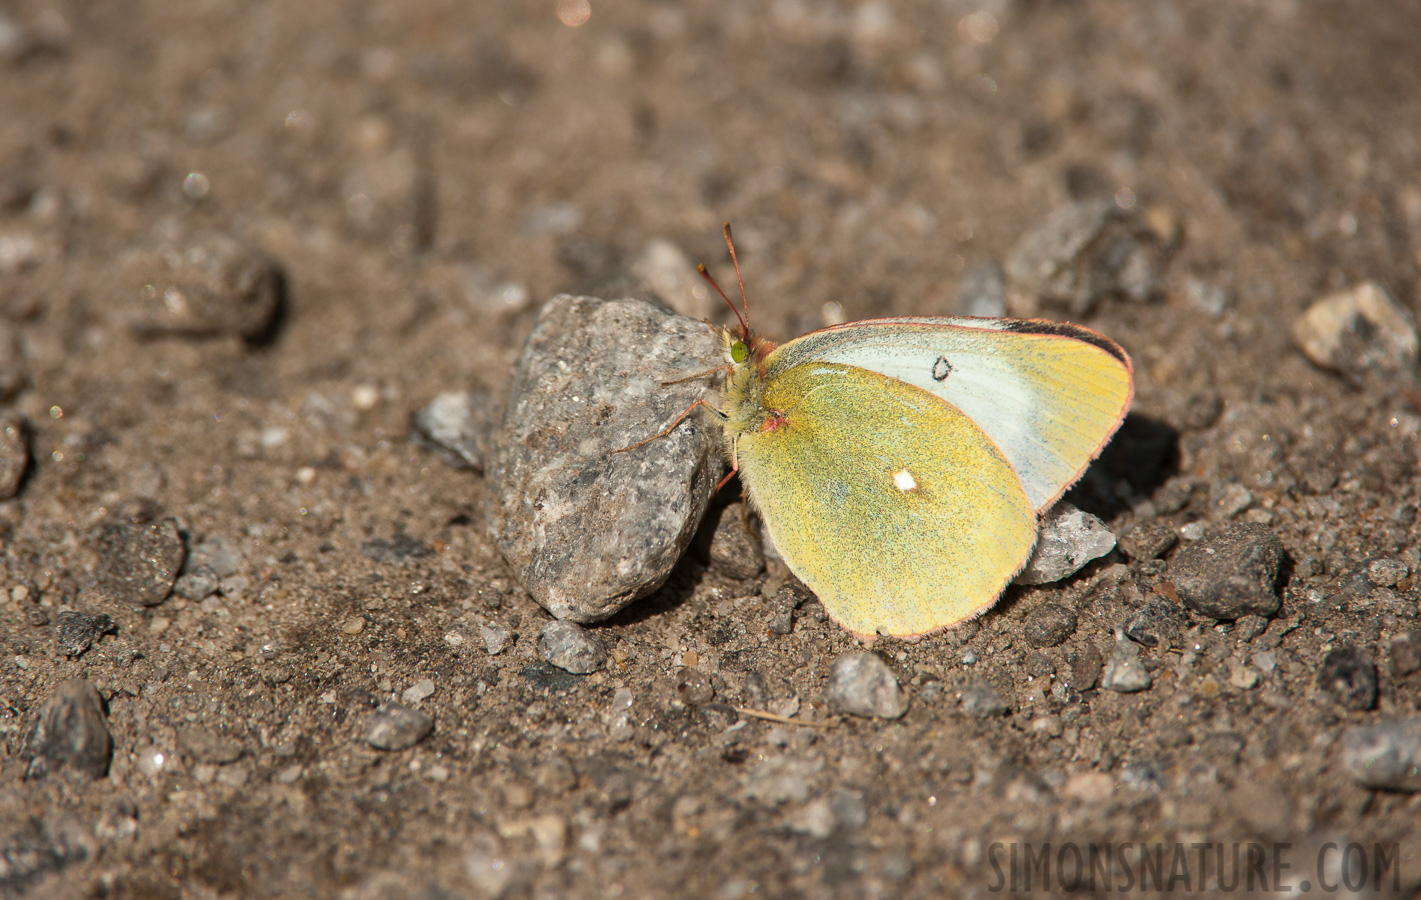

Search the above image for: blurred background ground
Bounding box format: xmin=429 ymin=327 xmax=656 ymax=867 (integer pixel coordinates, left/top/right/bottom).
xmin=2 ymin=1 xmax=1421 ymax=897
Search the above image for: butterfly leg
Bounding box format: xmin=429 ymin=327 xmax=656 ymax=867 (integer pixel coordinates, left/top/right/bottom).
xmin=715 ymin=433 xmax=741 ymax=492
xmin=610 ymin=398 xmax=726 ymax=454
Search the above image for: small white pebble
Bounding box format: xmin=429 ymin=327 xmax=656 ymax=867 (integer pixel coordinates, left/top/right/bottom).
xmin=352 ymin=384 xmax=380 ymax=411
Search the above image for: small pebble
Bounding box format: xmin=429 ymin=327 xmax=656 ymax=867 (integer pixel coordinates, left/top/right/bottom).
xmin=481 ymin=623 xmax=513 ymax=655
xmin=1022 ymin=602 xmax=1077 ymax=648
xmin=366 ymin=703 xmax=434 ymax=750
xmin=1230 ymin=665 xmax=1260 ymax=690
xmin=629 ymin=238 xmax=715 ymax=319
xmin=1065 ymin=643 xmax=1103 ymax=691
xmin=1341 ymin=716 xmax=1421 ymax=790
xmin=23 ymin=679 xmax=113 ymax=779
xmin=173 ymin=563 xmax=220 ymax=602
xmin=54 ymin=610 xmax=117 ymax=658
xmin=1102 ymin=643 xmax=1152 ymax=693
xmin=188 ymin=536 xmax=242 ymax=578
xmin=537 ymin=620 xmax=607 ymax=674
xmin=824 ymin=652 xmax=907 ymax=719
xmin=1365 ymin=558 xmax=1410 ymax=588
xmin=94 ymin=516 xmax=187 ymax=607
xmin=1015 ymin=503 xmax=1117 ymax=585
xmin=959 ymin=681 xmax=1008 ymax=717
xmin=1169 ymin=523 xmax=1284 ymax=619
xmin=1234 ymin=614 xmax=1269 ymax=642
xmin=401 ymin=678 xmax=436 ymax=705
xmin=1179 ymin=522 xmax=1206 ymax=541
xmin=1316 ymin=646 xmax=1377 ymax=711
xmin=1389 ymin=630 xmax=1421 ymax=676
xmin=1005 ymin=198 xmax=1162 ymax=316
xmin=1118 ymin=521 xmax=1177 ymax=560
xmin=341 ymin=616 xmax=366 ymax=635
xmin=952 ymin=261 xmax=1007 ymax=318
xmin=124 ymin=231 xmax=284 ymax=343
xmin=675 ymin=666 xmax=715 ymax=705
xmin=410 ymin=391 xmax=497 ymax=474
xmin=1292 ymin=281 xmax=1419 ymax=377
xmin=1213 ymin=483 xmax=1254 ymax=519
xmin=1124 ymin=597 xmax=1184 ymax=649
xmin=0 ymin=409 xmax=28 ymax=499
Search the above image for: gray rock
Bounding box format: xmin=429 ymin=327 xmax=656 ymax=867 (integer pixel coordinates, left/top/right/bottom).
xmin=959 ymin=681 xmax=1008 ymax=717
xmin=23 ymin=679 xmax=112 ymax=779
xmin=366 ymin=703 xmax=433 ymax=751
xmin=1023 ymin=602 xmax=1077 ymax=648
xmin=537 ymin=620 xmax=607 ymax=674
xmin=410 ymin=391 xmax=497 ymax=473
xmin=0 ymin=408 xmax=28 ymax=498
xmin=178 ymin=726 xmax=243 ymax=764
xmin=825 ymin=652 xmax=907 ymax=719
xmin=173 ymin=563 xmax=220 ymax=601
xmin=123 ymin=231 xmax=284 ymax=343
xmin=489 ymin=294 xmax=722 ymax=622
xmin=1118 ymin=521 xmax=1178 ymax=560
xmin=1341 ymin=716 xmax=1421 ymax=790
xmin=1015 ymin=503 xmax=1117 ymax=585
xmin=1317 ymin=646 xmax=1377 ymax=711
xmin=54 ymin=610 xmax=116 ymax=658
xmin=1102 ymin=642 xmax=1152 ymax=693
xmin=1169 ymin=523 xmax=1284 ymax=619
xmin=1292 ymin=281 xmax=1418 ymax=378
xmin=952 ymin=261 xmax=1007 ymax=318
xmin=187 ymin=536 xmax=242 ymax=578
xmin=94 ymin=516 xmax=186 ymax=607
xmin=1005 ymin=199 xmax=1163 ymax=316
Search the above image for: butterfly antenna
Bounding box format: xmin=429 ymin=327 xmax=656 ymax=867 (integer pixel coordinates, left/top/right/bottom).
xmin=722 ymin=222 xmax=752 ymax=340
xmin=697 ymin=263 xmax=749 ymax=341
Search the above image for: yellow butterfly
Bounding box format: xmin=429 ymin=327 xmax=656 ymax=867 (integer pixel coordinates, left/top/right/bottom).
xmin=632 ymin=225 xmax=1133 ymax=639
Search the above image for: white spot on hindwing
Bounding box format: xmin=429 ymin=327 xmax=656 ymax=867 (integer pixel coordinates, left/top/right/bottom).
xmin=893 ymin=469 xmax=918 ymax=492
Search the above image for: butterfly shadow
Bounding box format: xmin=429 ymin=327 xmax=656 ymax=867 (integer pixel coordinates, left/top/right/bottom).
xmin=1063 ymin=411 xmax=1181 ymax=520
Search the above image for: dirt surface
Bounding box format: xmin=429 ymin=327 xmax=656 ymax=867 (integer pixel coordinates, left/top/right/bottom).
xmin=4 ymin=1 xmax=1421 ymax=897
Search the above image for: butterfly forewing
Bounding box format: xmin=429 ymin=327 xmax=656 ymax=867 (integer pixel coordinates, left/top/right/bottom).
xmin=733 ymin=361 xmax=1038 ymax=637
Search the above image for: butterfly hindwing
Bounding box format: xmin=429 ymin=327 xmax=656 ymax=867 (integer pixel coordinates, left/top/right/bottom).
xmin=732 ymin=360 xmax=1038 ymax=637
xmin=764 ymin=317 xmax=1134 ymax=513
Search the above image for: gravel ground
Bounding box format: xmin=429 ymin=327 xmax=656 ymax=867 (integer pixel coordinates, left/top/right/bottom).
xmin=3 ymin=1 xmax=1421 ymax=897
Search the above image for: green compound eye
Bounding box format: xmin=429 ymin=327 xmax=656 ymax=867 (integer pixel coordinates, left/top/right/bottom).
xmin=731 ymin=341 xmax=749 ymax=364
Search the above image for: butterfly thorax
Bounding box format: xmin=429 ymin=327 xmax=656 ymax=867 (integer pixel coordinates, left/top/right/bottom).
xmin=719 ymin=330 xmax=782 ymax=444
